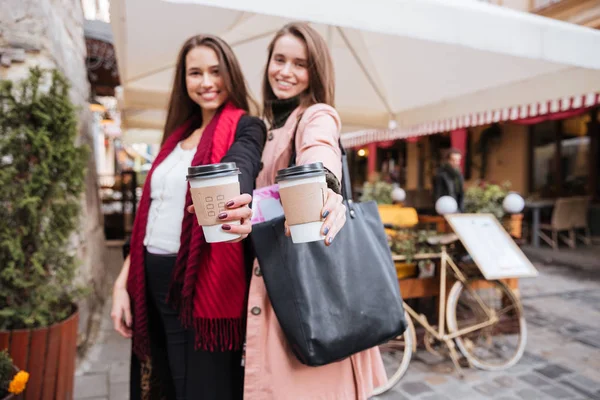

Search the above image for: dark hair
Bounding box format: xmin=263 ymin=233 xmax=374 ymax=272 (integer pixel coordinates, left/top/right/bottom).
xmin=162 ymin=35 xmax=256 ymax=145
xmin=446 ymin=148 xmax=462 ymax=160
xmin=262 ymin=22 xmax=335 ymax=126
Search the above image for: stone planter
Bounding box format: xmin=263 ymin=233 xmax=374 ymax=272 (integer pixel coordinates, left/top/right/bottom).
xmin=0 ymin=308 xmax=78 ymax=400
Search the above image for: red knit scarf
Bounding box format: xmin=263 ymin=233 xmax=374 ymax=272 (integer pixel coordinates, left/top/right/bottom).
xmin=127 ymin=102 xmax=246 ymax=361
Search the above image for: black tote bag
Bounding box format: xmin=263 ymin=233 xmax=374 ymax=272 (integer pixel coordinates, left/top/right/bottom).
xmin=251 ymin=143 xmax=407 ymax=367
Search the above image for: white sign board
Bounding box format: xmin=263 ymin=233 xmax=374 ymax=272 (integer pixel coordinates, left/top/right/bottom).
xmin=445 ymin=213 xmax=538 ymax=280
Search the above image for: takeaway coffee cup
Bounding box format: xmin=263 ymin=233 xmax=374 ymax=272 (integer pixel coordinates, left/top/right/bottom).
xmin=187 ymin=162 xmax=241 ymax=243
xmin=276 ymin=162 xmax=327 ymax=243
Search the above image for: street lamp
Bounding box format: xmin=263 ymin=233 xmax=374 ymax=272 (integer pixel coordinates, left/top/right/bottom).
xmin=391 ymin=186 xmax=406 ymax=203
xmin=502 ymin=192 xmax=525 ymax=214
xmin=435 ymin=196 xmax=458 ymax=215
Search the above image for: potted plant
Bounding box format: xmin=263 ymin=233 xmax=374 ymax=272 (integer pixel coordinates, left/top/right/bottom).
xmin=0 ymin=350 xmax=29 ymax=399
xmin=388 ymin=228 xmax=442 ymax=279
xmin=360 ymin=176 xmax=394 ymax=204
xmin=464 ymin=180 xmax=523 ymax=238
xmin=464 ymin=180 xmax=510 ymax=219
xmin=0 ymin=68 xmax=88 ymax=398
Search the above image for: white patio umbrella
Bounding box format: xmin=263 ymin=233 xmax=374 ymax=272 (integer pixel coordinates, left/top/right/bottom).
xmin=109 ymin=0 xmax=600 ymax=146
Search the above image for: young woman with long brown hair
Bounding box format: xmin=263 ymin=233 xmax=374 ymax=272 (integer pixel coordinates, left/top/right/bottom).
xmin=110 ymin=34 xmax=265 ymax=400
xmin=243 ymin=22 xmax=386 ymax=399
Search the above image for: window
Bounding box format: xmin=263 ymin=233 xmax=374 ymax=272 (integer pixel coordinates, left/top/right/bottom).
xmin=377 ymin=142 xmax=407 ymax=187
xmin=562 ymin=115 xmax=591 ymax=195
xmin=531 ymin=121 xmax=558 ymax=194
xmin=530 ymin=114 xmax=591 ymax=197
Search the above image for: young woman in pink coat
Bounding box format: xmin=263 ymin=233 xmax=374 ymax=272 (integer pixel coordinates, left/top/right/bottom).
xmin=243 ymin=22 xmax=387 ymax=400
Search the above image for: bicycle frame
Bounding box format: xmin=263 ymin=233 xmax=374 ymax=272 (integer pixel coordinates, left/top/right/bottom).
xmin=401 ymin=245 xmax=500 ymax=373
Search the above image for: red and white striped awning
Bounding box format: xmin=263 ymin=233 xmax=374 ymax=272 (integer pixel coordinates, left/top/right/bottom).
xmin=341 ymin=92 xmax=600 ymax=149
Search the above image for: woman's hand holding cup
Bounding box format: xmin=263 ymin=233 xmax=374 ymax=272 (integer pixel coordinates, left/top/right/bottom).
xmin=277 ymin=163 xmax=347 ymax=246
xmin=283 ymin=188 xmax=346 ymax=246
xmin=187 ymin=162 xmax=251 ymax=243
xmin=319 ymin=189 xmax=346 ymax=246
xmin=187 ymin=193 xmax=253 ymax=242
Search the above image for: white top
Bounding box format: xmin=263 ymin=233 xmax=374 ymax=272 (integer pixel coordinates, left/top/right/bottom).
xmin=144 ymin=142 xmax=197 ymax=254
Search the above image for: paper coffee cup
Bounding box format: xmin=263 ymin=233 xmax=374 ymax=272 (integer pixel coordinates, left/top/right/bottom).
xmin=276 ymin=162 xmax=327 ymax=244
xmin=186 ymin=162 xmax=241 ymax=243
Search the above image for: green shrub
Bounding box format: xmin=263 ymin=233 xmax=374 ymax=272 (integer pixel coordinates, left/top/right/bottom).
xmin=464 ymin=180 xmax=511 ymax=219
xmin=0 ymin=350 xmax=13 ymax=396
xmin=360 ymin=179 xmax=394 ymax=204
xmin=0 ymin=67 xmax=89 ymax=330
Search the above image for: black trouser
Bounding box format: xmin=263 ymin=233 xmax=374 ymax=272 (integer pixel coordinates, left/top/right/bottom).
xmin=145 ymin=251 xmax=244 ymax=400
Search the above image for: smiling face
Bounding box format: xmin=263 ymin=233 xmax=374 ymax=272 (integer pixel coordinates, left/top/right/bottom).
xmin=185 ymin=45 xmax=229 ymax=111
xmin=267 ymin=34 xmax=310 ymax=100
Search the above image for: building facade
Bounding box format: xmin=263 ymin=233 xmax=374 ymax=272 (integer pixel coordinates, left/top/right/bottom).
xmin=346 ymin=0 xmax=600 ymax=237
xmin=0 ymin=0 xmax=107 ymax=350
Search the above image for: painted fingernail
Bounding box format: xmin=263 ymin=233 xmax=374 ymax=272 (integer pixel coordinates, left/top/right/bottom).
xmin=222 ymin=224 xmax=232 ymax=231
xmin=327 ymin=236 xmax=334 ymax=244
xmin=322 ymin=210 xmax=330 ymax=218
xmin=226 ymin=201 xmax=234 ymax=208
xmin=218 ymin=212 xmax=227 ymax=220
xmin=323 ymin=226 xmax=330 ymax=235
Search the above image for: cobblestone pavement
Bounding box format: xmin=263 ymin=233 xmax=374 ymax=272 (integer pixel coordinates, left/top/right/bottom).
xmin=75 ymin=260 xmax=600 ymax=400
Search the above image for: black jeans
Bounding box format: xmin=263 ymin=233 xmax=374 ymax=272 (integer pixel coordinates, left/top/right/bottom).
xmin=145 ymin=251 xmax=243 ymax=400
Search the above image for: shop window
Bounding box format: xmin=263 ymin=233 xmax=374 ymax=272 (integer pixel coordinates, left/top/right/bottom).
xmin=377 ymin=141 xmax=407 ymax=187
xmin=530 ymin=114 xmax=591 ymax=197
xmin=347 ymin=149 xmax=368 ymax=191
xmin=531 ymin=121 xmax=558 ymax=194
xmin=562 ymin=115 xmax=590 ymax=196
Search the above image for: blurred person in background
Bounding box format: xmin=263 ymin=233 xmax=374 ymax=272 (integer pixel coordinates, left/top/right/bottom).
xmin=433 ymin=148 xmax=465 ymax=212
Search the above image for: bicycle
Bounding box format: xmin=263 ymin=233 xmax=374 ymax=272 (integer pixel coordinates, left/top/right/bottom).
xmin=372 ymin=234 xmax=527 ymax=396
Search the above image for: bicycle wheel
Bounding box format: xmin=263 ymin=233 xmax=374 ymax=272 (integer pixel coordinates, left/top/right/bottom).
xmin=446 ymin=279 xmax=527 ymax=371
xmin=371 ymin=311 xmax=415 ymax=396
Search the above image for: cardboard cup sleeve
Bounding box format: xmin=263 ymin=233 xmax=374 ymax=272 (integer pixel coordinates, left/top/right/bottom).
xmin=190 ymin=182 xmax=240 ymax=226
xmin=279 ymin=182 xmax=327 ymax=226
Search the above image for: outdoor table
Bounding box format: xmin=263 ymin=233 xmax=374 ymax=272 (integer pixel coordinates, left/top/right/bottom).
xmin=525 ymin=199 xmax=556 ymax=248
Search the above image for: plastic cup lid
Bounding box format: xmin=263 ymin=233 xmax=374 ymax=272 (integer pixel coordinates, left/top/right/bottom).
xmin=186 ymin=162 xmax=240 ymax=180
xmin=275 ymin=162 xmax=326 ymax=182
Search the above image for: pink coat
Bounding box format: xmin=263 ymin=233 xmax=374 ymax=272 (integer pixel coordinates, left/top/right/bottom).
xmin=244 ymin=104 xmax=387 ymax=400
